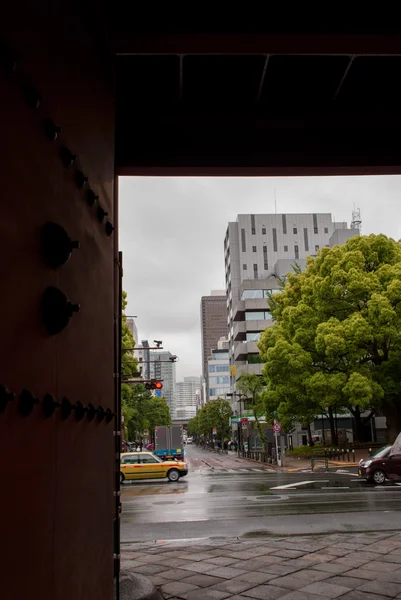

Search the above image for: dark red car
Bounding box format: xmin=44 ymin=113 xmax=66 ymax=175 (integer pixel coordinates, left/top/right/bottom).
xmin=359 ymin=447 xmax=401 ymax=484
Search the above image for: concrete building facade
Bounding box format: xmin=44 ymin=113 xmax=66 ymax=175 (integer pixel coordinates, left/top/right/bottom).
xmin=176 ymin=376 xmax=201 ymax=420
xmin=224 ymin=213 xmax=358 ymax=414
xmin=126 ymin=317 xmax=138 ymax=346
xmin=208 ymin=337 xmax=230 ymax=401
xmin=138 ymin=349 xmax=176 ymax=418
xmin=200 ymin=291 xmax=227 ymax=401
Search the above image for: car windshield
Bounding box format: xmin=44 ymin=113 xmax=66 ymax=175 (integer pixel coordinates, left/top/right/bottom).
xmin=371 ymin=445 xmax=392 ymax=458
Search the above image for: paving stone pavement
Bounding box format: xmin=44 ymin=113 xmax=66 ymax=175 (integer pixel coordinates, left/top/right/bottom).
xmin=121 ymin=531 xmax=401 ymax=599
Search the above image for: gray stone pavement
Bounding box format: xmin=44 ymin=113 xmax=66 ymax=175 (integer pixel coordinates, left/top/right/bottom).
xmin=121 ymin=531 xmax=401 ymax=599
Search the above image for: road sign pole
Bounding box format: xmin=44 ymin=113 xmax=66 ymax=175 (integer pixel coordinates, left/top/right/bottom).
xmin=275 ymin=431 xmax=281 ymax=466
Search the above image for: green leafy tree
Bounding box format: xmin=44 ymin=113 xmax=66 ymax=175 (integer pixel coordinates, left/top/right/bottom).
xmin=259 ymin=234 xmax=401 ymax=443
xmin=236 ymin=373 xmax=267 ymax=443
xmin=144 ymin=396 xmax=172 ymax=443
xmin=190 ymin=399 xmax=232 ymax=444
xmin=121 ymin=291 xmax=139 ymax=436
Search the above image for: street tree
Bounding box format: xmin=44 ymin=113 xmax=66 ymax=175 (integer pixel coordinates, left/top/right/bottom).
xmin=144 ymin=396 xmax=172 ymax=444
xmin=236 ymin=373 xmax=267 ymax=443
xmin=121 ymin=291 xmax=139 ymax=433
xmin=259 ymin=234 xmax=401 ymax=443
xmin=189 ymin=399 xmax=232 ymax=444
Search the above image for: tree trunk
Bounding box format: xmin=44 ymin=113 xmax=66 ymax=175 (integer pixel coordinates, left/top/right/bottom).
xmin=382 ymin=398 xmax=401 ymax=444
xmin=306 ymin=423 xmax=314 ymax=446
xmin=351 ymin=406 xmax=363 ymax=443
xmin=328 ymin=407 xmax=338 ymax=446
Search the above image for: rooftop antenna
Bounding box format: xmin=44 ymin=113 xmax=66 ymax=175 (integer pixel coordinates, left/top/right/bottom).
xmin=351 ymin=204 xmax=362 ymax=233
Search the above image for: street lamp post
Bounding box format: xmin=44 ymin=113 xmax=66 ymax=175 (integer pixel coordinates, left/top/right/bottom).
xmin=226 ymin=392 xmax=247 ymax=457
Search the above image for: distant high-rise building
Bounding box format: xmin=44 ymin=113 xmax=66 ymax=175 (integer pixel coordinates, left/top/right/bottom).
xmin=208 ymin=337 xmax=230 ymax=401
xmin=126 ymin=317 xmax=138 ymax=346
xmin=137 ymin=347 xmax=176 ymax=417
xmin=224 ymin=213 xmax=359 ymax=414
xmin=200 ymin=291 xmax=227 ymax=402
xmin=176 ymin=377 xmax=201 ymax=420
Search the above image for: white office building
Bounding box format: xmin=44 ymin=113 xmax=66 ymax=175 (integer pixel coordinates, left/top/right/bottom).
xmin=208 ymin=337 xmax=230 ymax=401
xmin=137 ymin=349 xmax=176 ymax=418
xmin=175 ymin=376 xmax=201 ymax=420
xmin=224 ymin=213 xmax=358 ymax=413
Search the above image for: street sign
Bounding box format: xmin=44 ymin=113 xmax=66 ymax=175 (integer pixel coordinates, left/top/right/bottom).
xmin=273 ymin=422 xmax=282 ymax=433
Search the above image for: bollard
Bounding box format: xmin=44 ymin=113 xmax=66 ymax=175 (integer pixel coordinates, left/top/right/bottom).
xmin=352 ymin=449 xmax=356 ymax=463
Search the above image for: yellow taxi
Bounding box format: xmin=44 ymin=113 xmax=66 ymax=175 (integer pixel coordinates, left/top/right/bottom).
xmin=120 ymin=451 xmax=188 ymax=483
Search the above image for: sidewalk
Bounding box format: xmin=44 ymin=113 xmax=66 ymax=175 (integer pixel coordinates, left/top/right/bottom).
xmin=226 ymin=450 xmax=359 ymax=472
xmin=122 ymin=530 xmax=401 ymax=599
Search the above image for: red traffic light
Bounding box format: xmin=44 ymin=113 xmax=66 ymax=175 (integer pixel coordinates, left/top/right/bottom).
xmin=145 ymin=380 xmax=163 ymax=390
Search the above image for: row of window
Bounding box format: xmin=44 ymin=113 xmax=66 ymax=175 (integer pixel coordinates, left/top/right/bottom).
xmin=209 ymin=364 xmax=230 ymax=373
xmin=246 ymin=332 xmax=261 ymax=342
xmin=241 ymin=224 xmax=329 ymax=253
xmin=209 ymin=376 xmax=230 ymax=385
xmin=245 ymin=311 xmax=272 ymax=321
xmin=209 ymin=387 xmax=231 ymax=397
xmin=241 ymin=289 xmax=280 ymax=299
xmin=210 ymin=352 xmax=229 ymax=360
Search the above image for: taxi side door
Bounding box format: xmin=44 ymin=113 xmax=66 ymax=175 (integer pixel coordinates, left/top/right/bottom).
xmin=139 ymin=453 xmax=166 ymax=479
xmin=121 ymin=454 xmax=141 ymax=480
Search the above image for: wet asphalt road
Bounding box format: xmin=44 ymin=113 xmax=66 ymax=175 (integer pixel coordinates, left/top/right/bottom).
xmin=121 ymin=445 xmax=401 ymax=542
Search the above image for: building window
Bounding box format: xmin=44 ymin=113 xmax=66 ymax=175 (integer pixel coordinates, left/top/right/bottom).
xmin=251 ymin=214 xmax=256 ymax=235
xmin=209 ymin=376 xmax=230 ymax=385
xmin=245 ymin=311 xmax=272 ymax=321
xmin=304 ymin=228 xmax=309 ymax=251
xmin=241 ymin=228 xmax=246 ymax=252
xmin=211 ymin=352 xmax=229 ymax=360
xmin=315 ymin=245 xmax=319 ymax=252
xmin=242 ymin=289 xmax=264 ymax=300
xmin=262 ymin=228 xmax=266 ymax=234
xmin=293 ymin=227 xmax=297 ymax=234
xmin=284 ymin=245 xmax=288 ymax=252
xmin=246 ymin=332 xmax=261 ymax=342
xmin=294 ymin=245 xmax=299 ymax=259
xmin=263 ymin=246 xmax=268 ymax=270
xmin=313 ymin=213 xmax=318 ymax=234
xmin=272 ymin=228 xmax=277 ymax=251
xmin=252 ymin=246 xmax=257 ymax=252
xmin=324 ymin=227 xmax=329 ymax=234
xmin=209 ymin=387 xmax=231 ymax=397
xmin=243 ymin=264 xmax=247 ymax=270
xmin=282 ymin=214 xmax=287 ymax=234
xmin=216 ymin=365 xmax=229 ymax=372
xmin=253 ymin=264 xmax=258 ymax=279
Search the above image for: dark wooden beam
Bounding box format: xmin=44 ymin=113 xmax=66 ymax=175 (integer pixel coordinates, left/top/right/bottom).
xmin=115 ymin=114 xmax=401 ymax=176
xmin=114 ymin=33 xmax=401 ymax=56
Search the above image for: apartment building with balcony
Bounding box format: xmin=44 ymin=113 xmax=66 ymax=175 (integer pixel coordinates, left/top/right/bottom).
xmin=224 ymin=213 xmax=358 ymax=410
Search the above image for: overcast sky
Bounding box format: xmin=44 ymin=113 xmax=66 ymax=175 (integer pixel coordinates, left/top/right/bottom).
xmin=119 ymin=175 xmax=401 ymax=380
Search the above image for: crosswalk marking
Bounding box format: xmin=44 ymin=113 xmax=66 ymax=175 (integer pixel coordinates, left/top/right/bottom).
xmin=196 ymin=466 xmax=273 ymax=475
xmin=271 ymin=480 xmax=329 ymax=490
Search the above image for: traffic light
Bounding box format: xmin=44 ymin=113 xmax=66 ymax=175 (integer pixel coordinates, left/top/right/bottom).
xmin=145 ymin=380 xmax=163 ymax=390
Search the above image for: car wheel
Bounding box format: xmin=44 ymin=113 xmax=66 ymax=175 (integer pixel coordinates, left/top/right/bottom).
xmin=120 ymin=472 xmax=125 ymax=484
xmin=167 ymin=469 xmax=180 ymax=482
xmin=373 ymin=470 xmax=386 ymax=485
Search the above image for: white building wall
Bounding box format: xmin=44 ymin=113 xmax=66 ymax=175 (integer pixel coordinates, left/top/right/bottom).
xmin=225 ymin=213 xmax=358 ymax=388
xmin=176 ymin=377 xmax=201 ymax=419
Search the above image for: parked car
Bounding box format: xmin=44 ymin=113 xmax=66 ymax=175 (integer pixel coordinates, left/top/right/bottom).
xmin=358 ymin=445 xmax=399 ymax=484
xmin=120 ymin=451 xmax=188 ymax=483
xmin=186 ymin=437 xmax=193 ymax=445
